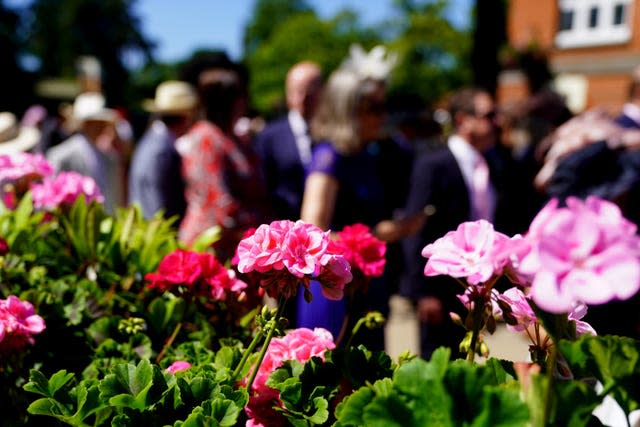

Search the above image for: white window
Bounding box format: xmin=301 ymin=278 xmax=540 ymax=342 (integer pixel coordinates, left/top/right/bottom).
xmin=556 ymin=0 xmax=633 ymax=48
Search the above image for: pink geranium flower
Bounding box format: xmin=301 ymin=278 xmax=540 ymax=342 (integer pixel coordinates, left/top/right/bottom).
xmin=245 ymin=328 xmax=335 ymax=426
xmin=0 ymin=153 xmax=54 ymax=184
xmin=422 ymin=220 xmax=516 ymax=285
xmin=0 ymin=295 xmax=46 ymax=353
xmin=165 ymin=360 xmax=192 ymax=374
xmin=145 ymin=249 xmax=247 ymax=301
xmin=30 ymin=171 xmax=104 ymax=210
xmin=517 ymin=197 xmax=640 ymax=313
xmin=331 ymin=224 xmax=386 ymax=278
xmin=236 ymin=220 xmax=352 ymax=300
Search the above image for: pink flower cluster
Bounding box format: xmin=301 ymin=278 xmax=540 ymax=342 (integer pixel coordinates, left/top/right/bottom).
xmin=145 ymin=249 xmax=247 ymax=301
xmin=0 ymin=153 xmax=53 ymax=184
xmin=0 ymin=295 xmax=46 ymax=353
xmin=499 ymin=287 xmax=596 ymax=336
xmin=165 ymin=360 xmax=192 ymax=374
xmin=422 ymin=220 xmax=518 ymax=285
xmin=236 ymin=220 xmax=352 ymax=300
xmin=245 ymin=328 xmax=335 ymax=427
xmin=330 ymin=223 xmax=386 ymax=289
xmin=0 ymin=153 xmax=54 ymax=209
xmin=517 ymin=197 xmax=640 ymax=313
xmin=30 ymin=171 xmax=104 ymax=210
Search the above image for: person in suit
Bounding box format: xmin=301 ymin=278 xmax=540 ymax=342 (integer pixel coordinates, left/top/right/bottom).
xmin=46 ymin=92 xmax=123 ymax=213
xmin=393 ymin=87 xmax=500 ymax=359
xmin=253 ymin=61 xmax=322 ymax=221
xmin=128 ymin=81 xmax=197 ymax=223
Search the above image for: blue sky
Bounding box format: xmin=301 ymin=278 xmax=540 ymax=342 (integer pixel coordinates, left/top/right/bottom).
xmin=133 ymin=0 xmax=473 ymax=62
xmin=5 ymin=0 xmax=472 ymax=63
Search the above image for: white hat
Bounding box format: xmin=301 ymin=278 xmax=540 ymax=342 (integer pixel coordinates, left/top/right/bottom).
xmin=0 ymin=112 xmax=41 ymax=154
xmin=72 ymin=92 xmax=117 ymax=123
xmin=143 ymin=80 xmax=198 ymax=114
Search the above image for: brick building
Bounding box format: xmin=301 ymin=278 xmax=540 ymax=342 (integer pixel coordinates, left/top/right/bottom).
xmin=498 ymin=0 xmax=640 ymax=114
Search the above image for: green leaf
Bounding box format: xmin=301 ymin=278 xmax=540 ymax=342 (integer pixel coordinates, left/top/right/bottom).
xmin=559 ymin=335 xmax=640 ymax=415
xmin=307 ymin=396 xmax=329 ymax=424
xmin=362 ymin=394 xmax=419 ymax=427
xmin=24 ymin=369 xmax=74 ymax=398
xmin=99 ymin=359 xmax=158 ymax=410
xmin=190 ymin=226 xmax=221 ymax=252
xmin=470 ymin=387 xmax=529 ymax=427
xmin=335 ymin=387 xmax=375 ymax=426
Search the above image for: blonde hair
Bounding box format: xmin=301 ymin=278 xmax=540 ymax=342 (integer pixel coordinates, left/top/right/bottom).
xmin=310 ymin=69 xmax=382 ymax=155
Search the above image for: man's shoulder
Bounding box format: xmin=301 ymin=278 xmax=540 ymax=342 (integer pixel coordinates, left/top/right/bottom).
xmin=260 ymin=116 xmax=292 ymax=136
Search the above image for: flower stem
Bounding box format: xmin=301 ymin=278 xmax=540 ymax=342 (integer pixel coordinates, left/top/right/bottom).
xmin=542 ymin=342 xmax=557 ymax=426
xmin=245 ymin=298 xmax=287 ymax=391
xmin=345 ymin=317 xmax=366 ymax=349
xmin=232 ymin=328 xmax=264 ymax=380
xmin=155 ymin=321 xmax=182 ymax=364
xmin=466 ymin=298 xmax=484 ymax=363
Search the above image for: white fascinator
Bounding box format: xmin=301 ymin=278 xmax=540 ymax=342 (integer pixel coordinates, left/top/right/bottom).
xmin=340 ymin=44 xmax=398 ymax=81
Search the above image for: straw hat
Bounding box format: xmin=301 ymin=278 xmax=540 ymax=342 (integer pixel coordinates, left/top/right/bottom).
xmin=143 ymin=80 xmax=198 ymax=115
xmin=0 ymin=112 xmax=41 ymax=154
xmin=72 ymin=92 xmax=117 ymax=123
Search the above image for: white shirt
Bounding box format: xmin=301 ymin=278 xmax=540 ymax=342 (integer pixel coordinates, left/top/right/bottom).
xmin=288 ymin=110 xmax=312 ymax=166
xmin=447 ymin=134 xmax=496 ymax=221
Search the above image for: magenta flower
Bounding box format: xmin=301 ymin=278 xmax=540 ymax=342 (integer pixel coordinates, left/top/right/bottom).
xmin=422 ymin=220 xmax=516 ymax=285
xmin=0 ymin=153 xmax=54 ymax=184
xmin=245 ymin=328 xmax=335 ymax=426
xmin=517 ymin=197 xmax=640 ymax=313
xmin=0 ymin=295 xmax=46 ymax=353
xmin=331 ymin=224 xmax=387 ymax=278
xmin=30 ymin=172 xmax=104 ymax=210
xmin=145 ymin=249 xmax=247 ymax=301
xmin=236 ymin=220 xmax=352 ymax=300
xmin=165 ymin=360 xmax=192 ymax=374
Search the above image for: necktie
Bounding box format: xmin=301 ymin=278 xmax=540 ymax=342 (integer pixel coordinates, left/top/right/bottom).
xmin=472 ymin=155 xmax=491 ymax=220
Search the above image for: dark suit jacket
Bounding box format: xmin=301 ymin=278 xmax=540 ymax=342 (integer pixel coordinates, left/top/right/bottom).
xmin=253 ymin=117 xmax=306 ymax=220
xmin=399 ymin=147 xmax=471 ymax=303
xmin=128 ymin=121 xmax=186 ymax=221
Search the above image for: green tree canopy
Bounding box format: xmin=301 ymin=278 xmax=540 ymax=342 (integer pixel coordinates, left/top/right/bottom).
xmin=27 ymin=0 xmax=155 ymax=105
xmin=245 ymin=10 xmax=381 ymax=116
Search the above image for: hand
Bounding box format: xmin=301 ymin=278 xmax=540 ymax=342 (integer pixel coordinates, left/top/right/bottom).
xmin=416 ymin=296 xmax=443 ymax=324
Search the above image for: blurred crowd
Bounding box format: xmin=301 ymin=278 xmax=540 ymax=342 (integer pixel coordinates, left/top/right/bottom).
xmin=3 ymin=45 xmax=640 ymax=358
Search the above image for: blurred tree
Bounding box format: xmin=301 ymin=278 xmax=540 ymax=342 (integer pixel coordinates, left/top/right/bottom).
xmin=242 ymin=0 xmax=313 ymax=57
xmin=0 ymin=1 xmax=33 ymax=113
xmin=387 ymin=0 xmax=471 ymax=106
xmin=27 ymin=0 xmax=155 ymax=106
xmin=245 ymin=10 xmax=380 ymax=116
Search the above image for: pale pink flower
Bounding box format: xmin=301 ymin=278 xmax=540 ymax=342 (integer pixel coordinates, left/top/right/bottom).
xmin=568 ymin=303 xmax=597 ymax=336
xmin=517 ymin=197 xmax=640 ymax=313
xmin=245 ymin=328 xmax=335 ymax=426
xmin=236 ymin=220 xmax=351 ymax=300
xmin=30 ymin=172 xmax=104 ymax=210
xmin=315 ymin=255 xmax=352 ymax=300
xmin=422 ymin=220 xmax=515 ymax=285
xmin=281 ymin=221 xmax=329 ymax=277
xmin=0 ymin=295 xmax=46 ymax=352
xmin=499 ymin=287 xmax=537 ymax=332
xmin=165 ymin=360 xmax=192 ymax=374
xmin=236 ymin=222 xmax=288 ymax=273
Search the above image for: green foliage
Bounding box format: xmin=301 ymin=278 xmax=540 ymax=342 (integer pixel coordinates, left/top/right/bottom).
xmin=560 ymin=335 xmax=640 ymax=417
xmin=335 ymin=348 xmax=530 ymax=427
xmin=245 ymin=11 xmax=381 ymax=115
xmin=24 ymin=355 xmax=249 ymax=427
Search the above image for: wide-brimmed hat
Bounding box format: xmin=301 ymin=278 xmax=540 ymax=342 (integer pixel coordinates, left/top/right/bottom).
xmin=72 ymin=92 xmax=117 ymax=123
xmin=0 ymin=112 xmax=41 ymax=154
xmin=143 ymin=80 xmax=198 ymax=115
